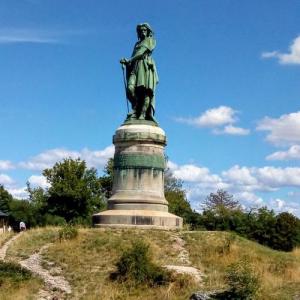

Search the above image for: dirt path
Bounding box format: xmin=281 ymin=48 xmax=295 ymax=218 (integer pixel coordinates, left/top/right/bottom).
xmin=20 ymin=244 xmax=71 ymax=295
xmin=164 ymin=232 xmax=203 ymax=283
xmin=0 ymin=233 xmax=71 ymax=299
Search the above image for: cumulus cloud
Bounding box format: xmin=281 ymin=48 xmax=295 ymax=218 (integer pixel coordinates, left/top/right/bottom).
xmin=213 ymin=125 xmax=250 ymax=136
xmin=262 ymin=36 xmax=300 ymax=65
xmin=257 ymin=111 xmax=300 ymax=146
xmin=0 ymin=160 xmax=14 ymax=170
xmin=176 ymin=106 xmax=250 ymax=136
xmin=177 ymin=106 xmax=236 ymax=127
xmin=19 ymin=145 xmax=114 ymax=171
xmin=28 ymin=175 xmax=50 ymax=189
xmin=266 ymin=145 xmax=300 ymax=160
xmin=222 ymin=165 xmax=257 ymax=186
xmin=255 ymin=167 xmax=300 ymax=188
xmin=8 ymin=187 xmax=28 ymax=199
xmin=0 ymin=174 xmax=14 ymax=185
xmin=168 ymin=161 xmax=300 ymax=215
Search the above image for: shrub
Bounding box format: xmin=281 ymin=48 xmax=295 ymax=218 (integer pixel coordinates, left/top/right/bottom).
xmin=58 ymin=224 xmax=78 ymax=241
xmin=0 ymin=261 xmax=32 ymax=282
xmin=224 ymin=260 xmax=260 ymax=299
xmin=111 ymin=240 xmax=170 ymax=286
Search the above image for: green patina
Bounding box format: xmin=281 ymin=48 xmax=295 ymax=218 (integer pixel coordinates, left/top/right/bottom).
xmin=114 ymin=153 xmax=165 ymax=170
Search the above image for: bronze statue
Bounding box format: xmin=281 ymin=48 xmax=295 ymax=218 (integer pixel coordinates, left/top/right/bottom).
xmin=120 ymin=23 xmax=158 ymax=122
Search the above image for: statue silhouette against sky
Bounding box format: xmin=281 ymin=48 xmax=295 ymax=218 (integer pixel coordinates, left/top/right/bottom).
xmin=120 ymin=23 xmax=158 ymax=122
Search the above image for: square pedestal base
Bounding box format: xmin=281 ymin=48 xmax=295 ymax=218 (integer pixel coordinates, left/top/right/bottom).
xmin=93 ymin=210 xmax=183 ymax=229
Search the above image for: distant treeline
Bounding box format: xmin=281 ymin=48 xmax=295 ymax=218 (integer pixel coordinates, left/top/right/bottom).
xmin=1 ymin=158 xmax=299 ymax=252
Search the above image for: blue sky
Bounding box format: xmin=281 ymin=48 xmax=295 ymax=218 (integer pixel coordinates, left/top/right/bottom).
xmin=1 ymin=0 xmax=300 ymax=215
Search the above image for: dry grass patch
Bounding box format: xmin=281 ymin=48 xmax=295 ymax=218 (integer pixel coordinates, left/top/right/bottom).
xmin=0 ymin=232 xmax=14 ymax=247
xmin=6 ymin=227 xmax=58 ymax=261
xmin=182 ymin=231 xmax=300 ymax=300
xmin=43 ymin=228 xmax=198 ymax=299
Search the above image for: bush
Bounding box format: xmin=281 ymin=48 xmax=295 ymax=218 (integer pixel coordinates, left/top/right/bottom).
xmin=58 ymin=224 xmax=78 ymax=241
xmin=224 ymin=260 xmax=260 ymax=299
xmin=111 ymin=240 xmax=170 ymax=286
xmin=0 ymin=261 xmax=32 ymax=282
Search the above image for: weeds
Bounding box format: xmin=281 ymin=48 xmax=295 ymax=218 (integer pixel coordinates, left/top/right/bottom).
xmin=0 ymin=261 xmax=32 ymax=282
xmin=58 ymin=224 xmax=78 ymax=241
xmin=224 ymin=259 xmax=260 ymax=299
xmin=111 ymin=239 xmax=171 ymax=287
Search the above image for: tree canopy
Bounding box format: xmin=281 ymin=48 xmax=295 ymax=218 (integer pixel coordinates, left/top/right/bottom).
xmin=43 ymin=158 xmax=105 ymax=223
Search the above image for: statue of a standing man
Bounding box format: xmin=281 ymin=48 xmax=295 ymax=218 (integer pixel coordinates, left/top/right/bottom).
xmin=120 ymin=23 xmax=159 ymax=122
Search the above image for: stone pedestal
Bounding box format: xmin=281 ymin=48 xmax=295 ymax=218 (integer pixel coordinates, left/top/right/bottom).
xmin=93 ymin=121 xmax=183 ymax=229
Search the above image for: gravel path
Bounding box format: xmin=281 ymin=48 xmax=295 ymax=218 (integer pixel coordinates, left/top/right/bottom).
xmin=0 ymin=232 xmax=71 ymax=299
xmin=164 ymin=232 xmax=203 ymax=283
xmin=20 ymin=244 xmax=72 ymax=295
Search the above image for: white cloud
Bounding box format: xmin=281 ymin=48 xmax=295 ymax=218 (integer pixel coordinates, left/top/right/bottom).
xmin=0 ymin=174 xmax=14 ymax=185
xmin=222 ymin=165 xmax=257 ymax=186
xmin=236 ymin=191 xmax=264 ymax=206
xmin=172 ymin=164 xmax=222 ymax=184
xmin=168 ymin=161 xmax=300 ymax=216
xmin=19 ymin=145 xmax=114 ymax=171
xmin=0 ymin=160 xmax=14 ymax=170
xmin=177 ymin=106 xmax=237 ymax=127
xmin=176 ymin=106 xmax=250 ymax=136
xmin=262 ymin=36 xmax=300 ymax=65
xmin=266 ymin=145 xmax=300 ymax=160
xmin=257 ymin=111 xmax=300 ymax=146
xmin=271 ymin=198 xmax=286 ymax=210
xmin=28 ymin=175 xmax=50 ymax=189
xmin=7 ymin=187 xmax=28 ymax=199
xmin=213 ymin=125 xmax=250 ymax=136
xmin=255 ymin=167 xmax=300 ymax=188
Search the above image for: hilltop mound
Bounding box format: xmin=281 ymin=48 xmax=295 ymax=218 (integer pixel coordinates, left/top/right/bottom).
xmin=1 ymin=227 xmax=300 ymax=299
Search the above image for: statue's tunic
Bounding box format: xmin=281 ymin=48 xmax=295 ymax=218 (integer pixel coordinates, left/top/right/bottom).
xmin=127 ymin=37 xmax=159 ymax=113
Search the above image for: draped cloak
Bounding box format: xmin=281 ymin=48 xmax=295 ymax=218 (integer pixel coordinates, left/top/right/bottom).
xmin=126 ymin=36 xmax=159 ymax=114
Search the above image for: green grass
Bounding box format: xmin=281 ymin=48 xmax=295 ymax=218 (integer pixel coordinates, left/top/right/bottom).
xmin=0 ymin=260 xmax=42 ymax=300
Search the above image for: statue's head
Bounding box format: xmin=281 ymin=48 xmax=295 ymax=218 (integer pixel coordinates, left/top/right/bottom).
xmin=136 ymin=23 xmax=153 ymax=40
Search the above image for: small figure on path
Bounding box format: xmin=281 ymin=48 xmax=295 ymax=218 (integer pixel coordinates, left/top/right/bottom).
xmin=19 ymin=221 xmax=26 ymax=231
xmin=120 ymin=23 xmax=159 ymax=122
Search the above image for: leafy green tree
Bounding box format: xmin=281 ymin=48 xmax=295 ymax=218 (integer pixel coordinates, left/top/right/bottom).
xmin=271 ymin=212 xmax=299 ymax=251
xmin=0 ymin=185 xmax=13 ymax=213
xmin=248 ymin=207 xmax=276 ymax=247
xmin=164 ymin=168 xmax=199 ymax=226
xmin=98 ymin=158 xmax=114 ymax=199
xmin=8 ymin=199 xmax=37 ymax=228
xmin=43 ymin=158 xmax=105 ymax=223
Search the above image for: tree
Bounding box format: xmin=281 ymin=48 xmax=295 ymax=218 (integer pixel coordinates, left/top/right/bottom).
xmin=201 ymin=190 xmax=242 ymax=231
xmin=43 ymin=158 xmax=105 ymax=223
xmin=98 ymin=158 xmax=114 ymax=199
xmin=164 ymin=168 xmax=198 ymax=226
xmin=0 ymin=185 xmax=13 ymax=213
xmin=271 ymin=212 xmax=299 ymax=251
xmin=204 ymin=189 xmax=241 ymax=211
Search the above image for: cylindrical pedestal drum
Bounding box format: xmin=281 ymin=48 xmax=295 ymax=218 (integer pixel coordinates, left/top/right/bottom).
xmin=93 ymin=123 xmax=183 ymax=229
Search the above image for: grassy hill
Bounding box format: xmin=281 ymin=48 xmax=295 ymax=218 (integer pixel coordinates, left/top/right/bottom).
xmin=1 ymin=227 xmax=300 ymax=299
